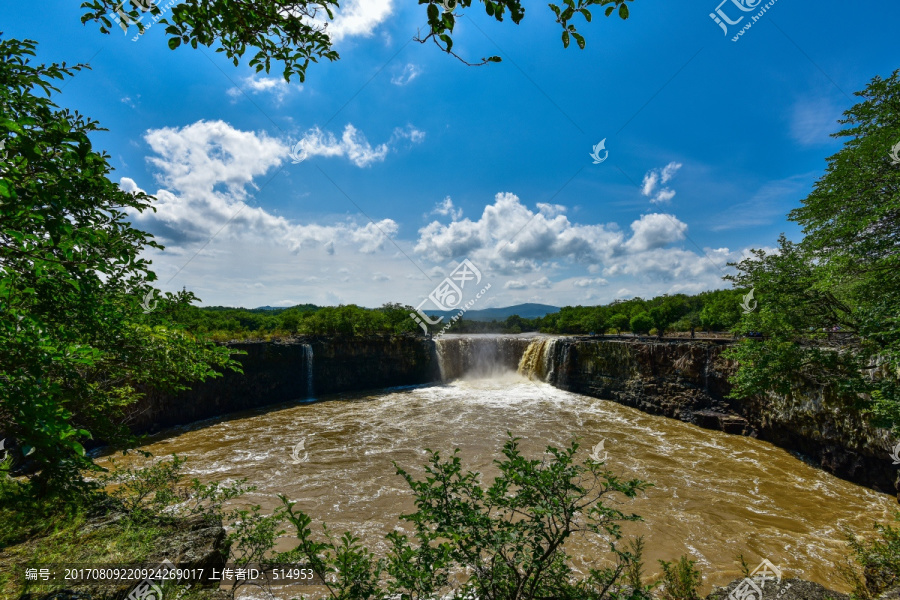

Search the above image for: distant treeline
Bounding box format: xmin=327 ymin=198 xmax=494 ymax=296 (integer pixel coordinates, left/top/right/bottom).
xmin=171 ymin=288 xmax=747 ymax=340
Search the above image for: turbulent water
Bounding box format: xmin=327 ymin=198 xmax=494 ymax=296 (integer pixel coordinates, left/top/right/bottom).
xmin=104 ymin=336 xmax=897 ymax=597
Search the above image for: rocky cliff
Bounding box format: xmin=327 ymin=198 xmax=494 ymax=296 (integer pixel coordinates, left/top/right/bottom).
xmin=529 ymin=337 xmax=896 ymax=494
xmin=126 ymin=336 xmax=436 ymax=433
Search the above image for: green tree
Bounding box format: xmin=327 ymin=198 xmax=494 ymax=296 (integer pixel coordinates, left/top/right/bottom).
xmin=609 ymin=313 xmax=630 ymax=332
xmin=726 ymin=70 xmax=900 ymax=430
xmin=698 ymin=290 xmax=742 ymax=331
xmin=0 ymin=37 xmax=239 ymax=490
xmin=81 ymin=0 xmax=637 ymax=82
xmin=629 ymin=312 xmax=653 ymax=335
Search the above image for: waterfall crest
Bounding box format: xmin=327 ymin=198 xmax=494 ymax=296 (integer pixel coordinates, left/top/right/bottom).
xmin=433 ymin=335 xmax=535 ymax=381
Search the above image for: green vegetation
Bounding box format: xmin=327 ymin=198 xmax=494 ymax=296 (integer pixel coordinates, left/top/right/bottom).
xmin=724 ymin=70 xmax=900 ymax=433
xmin=0 ymin=453 xmax=278 ymax=599
xmin=0 ymin=36 xmax=240 ymax=492
xmin=166 ymin=288 xmax=748 ymax=340
xmin=657 ymin=557 xmax=702 ymax=600
xmin=80 ymin=0 xmax=637 ymax=81
xmin=169 ymin=302 xmax=421 ymax=340
xmin=840 ymin=514 xmax=900 ymax=599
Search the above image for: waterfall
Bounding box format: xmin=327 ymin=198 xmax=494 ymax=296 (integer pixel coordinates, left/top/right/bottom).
xmin=432 ymin=335 xmax=534 ymax=381
xmin=518 ymin=338 xmax=559 ymax=382
xmin=303 ymin=343 xmax=314 ymax=399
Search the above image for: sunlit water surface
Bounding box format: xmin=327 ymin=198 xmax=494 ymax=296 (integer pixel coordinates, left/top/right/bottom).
xmin=102 ymin=375 xmax=896 ymax=597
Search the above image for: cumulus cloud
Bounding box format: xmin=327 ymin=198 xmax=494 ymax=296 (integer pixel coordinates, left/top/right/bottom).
xmin=413 ymin=192 xmax=725 ymax=299
xmin=124 ymin=120 xmax=398 ymax=256
xmin=415 ymin=192 xmax=624 ymax=271
xmin=641 ymin=162 xmax=682 ymax=204
xmin=624 ymin=213 xmax=687 ymax=253
xmin=227 ymin=75 xmax=294 ymax=103
xmin=391 ymin=63 xmax=422 ymax=86
xmin=292 ymin=124 xmax=424 ymax=167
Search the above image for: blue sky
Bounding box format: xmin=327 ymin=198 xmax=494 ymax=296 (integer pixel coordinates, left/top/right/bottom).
xmin=4 ymin=0 xmax=899 ymax=309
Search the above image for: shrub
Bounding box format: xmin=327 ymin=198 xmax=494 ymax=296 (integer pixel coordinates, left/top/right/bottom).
xmin=280 ymin=434 xmax=654 ymax=600
xmin=658 ymin=556 xmax=702 ymax=600
xmin=841 ymin=514 xmax=900 ymax=599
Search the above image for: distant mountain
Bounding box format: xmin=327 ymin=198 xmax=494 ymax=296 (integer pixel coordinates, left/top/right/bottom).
xmin=424 ymin=303 xmax=560 ymax=322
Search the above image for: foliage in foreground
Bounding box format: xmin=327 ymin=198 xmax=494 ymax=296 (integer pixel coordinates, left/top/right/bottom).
xmin=1 ymin=453 xmax=283 ymax=599
xmin=278 ymin=435 xmax=664 ymax=600
xmin=0 ymin=35 xmax=241 ymax=492
xmin=80 ymin=0 xmax=638 ymax=81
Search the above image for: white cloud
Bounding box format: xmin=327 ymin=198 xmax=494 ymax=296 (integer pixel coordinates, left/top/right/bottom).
xmin=431 ymin=197 xmax=463 ymax=221
xmin=573 ymin=277 xmax=608 ymax=288
xmin=641 ymin=162 xmax=682 ymax=204
xmin=504 ymin=280 xmax=527 ymax=290
xmin=391 ymin=63 xmax=422 ymax=86
xmin=415 ymin=192 xmax=625 ymax=271
xmin=325 ymin=0 xmax=393 ymax=42
xmin=531 ymin=276 xmax=552 ymax=289
xmin=124 ymin=121 xmax=399 ymax=257
xmin=144 ymin=120 xmax=285 ymax=201
xmin=226 ymin=75 xmax=294 ymax=103
xmin=623 ymin=213 xmax=687 ymax=253
xmin=292 ymin=124 xmax=424 ymax=167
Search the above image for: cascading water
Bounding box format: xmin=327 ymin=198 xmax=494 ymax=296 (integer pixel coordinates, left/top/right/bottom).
xmin=433 ymin=335 xmax=536 ymax=381
xmin=518 ymin=337 xmax=560 ymax=382
xmin=302 ymin=343 xmax=314 ymax=398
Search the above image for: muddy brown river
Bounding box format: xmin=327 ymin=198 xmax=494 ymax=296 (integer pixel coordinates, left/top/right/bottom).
xmin=107 ymin=372 xmax=896 ymax=597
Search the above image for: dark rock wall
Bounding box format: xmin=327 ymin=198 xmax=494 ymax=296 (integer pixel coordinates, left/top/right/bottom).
xmin=126 ymin=336 xmax=437 ymax=434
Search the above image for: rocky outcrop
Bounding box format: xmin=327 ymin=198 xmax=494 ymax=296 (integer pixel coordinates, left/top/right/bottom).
xmin=706 ymin=578 xmax=848 ymax=600
xmin=542 ymin=337 xmax=897 ymax=494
